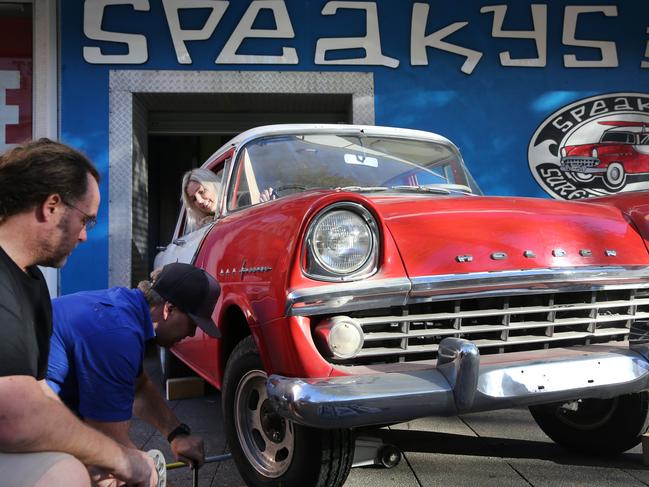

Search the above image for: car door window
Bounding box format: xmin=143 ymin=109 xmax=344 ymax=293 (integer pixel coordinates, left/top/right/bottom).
xmin=154 ymin=158 xmax=229 ymax=270
xmin=180 ymin=164 xmax=226 ymax=236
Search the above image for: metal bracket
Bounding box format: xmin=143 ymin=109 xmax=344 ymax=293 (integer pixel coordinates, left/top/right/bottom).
xmin=352 ymin=435 xmax=402 ymax=469
xmin=437 ymin=337 xmax=480 ymax=413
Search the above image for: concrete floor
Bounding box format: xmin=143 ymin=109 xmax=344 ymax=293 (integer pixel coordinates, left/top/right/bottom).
xmin=132 ymin=355 xmax=649 ymax=487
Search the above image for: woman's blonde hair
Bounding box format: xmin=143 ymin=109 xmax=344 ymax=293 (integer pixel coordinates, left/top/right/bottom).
xmin=181 ymin=168 xmax=221 ymax=233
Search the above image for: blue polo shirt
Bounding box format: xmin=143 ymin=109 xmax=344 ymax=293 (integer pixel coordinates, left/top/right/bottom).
xmin=46 ymin=287 xmax=155 ymax=422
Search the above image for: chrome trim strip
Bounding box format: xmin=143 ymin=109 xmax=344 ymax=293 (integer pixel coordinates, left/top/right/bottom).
xmin=267 ymin=342 xmax=649 ymax=429
xmin=410 ymin=266 xmax=649 ymax=299
xmin=286 ymin=278 xmax=411 ymax=316
xmin=286 ymin=266 xmax=649 ymax=316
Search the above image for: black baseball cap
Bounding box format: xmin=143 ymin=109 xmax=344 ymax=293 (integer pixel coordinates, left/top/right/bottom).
xmin=152 ymin=263 xmax=221 ymax=338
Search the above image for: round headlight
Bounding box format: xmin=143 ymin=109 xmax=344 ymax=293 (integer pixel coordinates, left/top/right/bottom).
xmin=560 ymin=147 xmax=567 ymax=158
xmin=592 ymin=148 xmax=598 ymax=158
xmin=312 ymin=210 xmax=373 ymax=274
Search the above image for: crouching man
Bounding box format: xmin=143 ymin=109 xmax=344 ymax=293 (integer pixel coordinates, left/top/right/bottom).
xmin=46 ymin=263 xmax=221 ymax=469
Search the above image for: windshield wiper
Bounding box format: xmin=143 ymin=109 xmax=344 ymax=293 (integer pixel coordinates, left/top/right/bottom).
xmin=390 ymin=184 xmax=473 ymax=195
xmin=337 ymin=186 xmax=389 ymax=192
xmin=390 ymin=185 xmax=450 ymax=194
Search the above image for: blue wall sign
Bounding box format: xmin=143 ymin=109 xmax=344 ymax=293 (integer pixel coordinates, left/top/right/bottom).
xmin=60 ymin=1 xmax=649 ymax=292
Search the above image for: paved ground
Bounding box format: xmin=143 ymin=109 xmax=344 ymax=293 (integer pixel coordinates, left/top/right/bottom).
xmin=133 ymin=352 xmax=649 ymax=487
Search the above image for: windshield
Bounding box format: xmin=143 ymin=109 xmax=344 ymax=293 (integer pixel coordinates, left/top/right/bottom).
xmin=601 ymin=131 xmax=634 ymax=144
xmin=228 ymin=133 xmax=482 ymax=209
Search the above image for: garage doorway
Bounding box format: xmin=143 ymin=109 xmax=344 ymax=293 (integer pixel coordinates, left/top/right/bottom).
xmin=145 ymin=92 xmax=354 ymax=282
xmin=109 ymin=71 xmax=375 ymax=288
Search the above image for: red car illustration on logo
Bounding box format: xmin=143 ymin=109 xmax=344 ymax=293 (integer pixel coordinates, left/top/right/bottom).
xmin=559 ymin=121 xmax=649 ymax=191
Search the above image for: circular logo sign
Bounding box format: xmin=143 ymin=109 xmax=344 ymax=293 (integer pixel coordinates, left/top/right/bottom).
xmin=528 ymin=92 xmax=649 ymax=200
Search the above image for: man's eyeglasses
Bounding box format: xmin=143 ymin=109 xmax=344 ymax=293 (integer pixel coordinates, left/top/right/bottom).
xmin=64 ymin=202 xmax=97 ymax=230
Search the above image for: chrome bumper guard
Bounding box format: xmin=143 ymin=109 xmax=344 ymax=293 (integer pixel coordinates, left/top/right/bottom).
xmin=267 ymin=338 xmax=649 ymax=429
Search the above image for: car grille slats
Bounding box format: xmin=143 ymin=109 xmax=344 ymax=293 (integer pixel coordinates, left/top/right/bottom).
xmin=357 ymin=297 xmax=649 ymax=326
xmin=335 ymin=288 xmax=648 ymax=363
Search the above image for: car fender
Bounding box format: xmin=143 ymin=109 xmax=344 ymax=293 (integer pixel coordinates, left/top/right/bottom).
xmin=588 ymin=192 xmax=649 ymax=252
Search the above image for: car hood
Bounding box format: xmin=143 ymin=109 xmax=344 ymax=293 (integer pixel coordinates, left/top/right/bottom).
xmin=564 ymin=143 xmax=597 ymax=153
xmin=369 ymin=194 xmax=649 ymax=276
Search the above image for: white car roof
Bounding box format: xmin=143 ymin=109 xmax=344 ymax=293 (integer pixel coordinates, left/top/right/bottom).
xmin=604 ymin=125 xmax=648 ymax=134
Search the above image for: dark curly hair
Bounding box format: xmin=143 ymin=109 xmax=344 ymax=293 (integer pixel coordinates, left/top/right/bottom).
xmin=0 ymin=138 xmax=100 ymax=219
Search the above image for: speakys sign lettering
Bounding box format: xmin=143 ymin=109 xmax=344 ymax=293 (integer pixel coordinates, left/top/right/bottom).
xmin=82 ymin=1 xmax=649 ymax=73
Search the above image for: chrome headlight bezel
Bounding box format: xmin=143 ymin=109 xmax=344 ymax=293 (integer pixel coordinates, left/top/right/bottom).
xmin=303 ymin=202 xmax=380 ymax=282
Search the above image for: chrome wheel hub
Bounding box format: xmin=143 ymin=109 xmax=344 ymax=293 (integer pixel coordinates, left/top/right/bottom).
xmin=234 ymin=369 xmax=294 ymax=477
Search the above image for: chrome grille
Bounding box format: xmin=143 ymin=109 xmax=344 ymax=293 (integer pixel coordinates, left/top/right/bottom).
xmin=337 ymin=288 xmax=649 ymax=363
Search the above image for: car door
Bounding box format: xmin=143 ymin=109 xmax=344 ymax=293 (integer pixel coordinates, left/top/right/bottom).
xmin=154 ymin=221 xmax=214 ymax=267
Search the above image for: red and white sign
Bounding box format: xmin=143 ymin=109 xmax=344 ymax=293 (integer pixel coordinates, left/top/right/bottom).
xmin=0 ymin=13 xmax=32 ymax=152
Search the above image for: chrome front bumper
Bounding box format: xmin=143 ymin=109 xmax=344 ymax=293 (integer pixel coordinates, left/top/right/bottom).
xmin=559 ymin=156 xmax=602 ymax=173
xmin=267 ymin=338 xmax=649 ymax=429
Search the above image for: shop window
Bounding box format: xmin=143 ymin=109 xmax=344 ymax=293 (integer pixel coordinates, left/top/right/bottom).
xmin=0 ymin=3 xmax=32 ymax=152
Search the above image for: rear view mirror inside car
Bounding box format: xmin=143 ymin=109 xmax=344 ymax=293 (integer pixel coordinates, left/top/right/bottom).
xmin=344 ymin=153 xmax=378 ymax=167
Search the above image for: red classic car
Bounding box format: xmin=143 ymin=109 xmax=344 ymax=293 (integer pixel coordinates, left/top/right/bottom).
xmin=559 ymin=121 xmax=649 ymax=190
xmin=156 ymin=124 xmax=649 ymax=487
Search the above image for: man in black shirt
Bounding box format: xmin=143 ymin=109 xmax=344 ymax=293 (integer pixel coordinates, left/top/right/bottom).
xmin=0 ymin=139 xmax=157 ymax=487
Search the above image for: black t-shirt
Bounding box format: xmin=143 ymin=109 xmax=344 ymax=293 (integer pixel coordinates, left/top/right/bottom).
xmin=0 ymin=246 xmax=52 ymax=379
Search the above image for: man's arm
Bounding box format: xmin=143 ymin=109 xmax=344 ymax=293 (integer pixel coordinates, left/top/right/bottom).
xmin=39 ymin=379 xmax=62 ymax=402
xmin=133 ymin=370 xmax=205 ymax=466
xmin=0 ymin=375 xmax=157 ymax=486
xmin=85 ymin=418 xmax=136 ymax=449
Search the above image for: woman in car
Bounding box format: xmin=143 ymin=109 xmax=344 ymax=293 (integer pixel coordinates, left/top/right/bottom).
xmin=181 ymin=168 xmax=221 ymax=233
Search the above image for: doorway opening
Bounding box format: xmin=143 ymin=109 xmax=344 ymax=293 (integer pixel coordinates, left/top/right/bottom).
xmin=139 ymin=92 xmax=353 ymax=284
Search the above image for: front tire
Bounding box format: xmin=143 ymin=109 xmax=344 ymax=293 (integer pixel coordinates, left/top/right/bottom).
xmin=529 ymin=392 xmax=649 ymax=454
xmin=223 ymin=336 xmax=353 ymax=486
xmin=603 ymin=162 xmax=626 ymax=191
